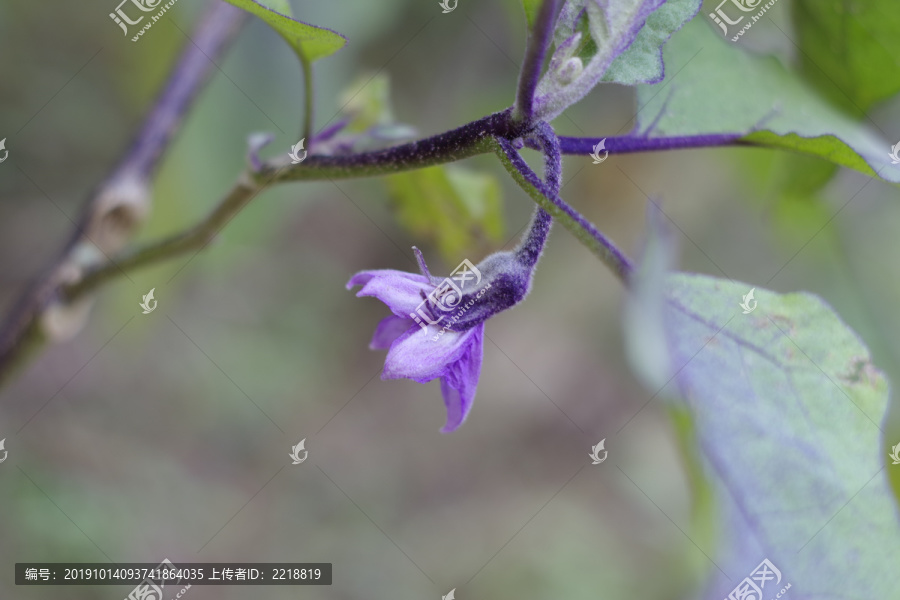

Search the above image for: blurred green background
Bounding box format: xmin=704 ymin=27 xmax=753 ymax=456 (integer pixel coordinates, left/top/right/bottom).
xmin=1 ymin=0 xmax=899 ymax=599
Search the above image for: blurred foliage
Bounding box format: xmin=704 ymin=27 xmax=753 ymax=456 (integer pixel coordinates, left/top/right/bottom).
xmin=793 ymin=0 xmax=900 ymax=114
xmin=317 ymin=72 xmax=417 ymax=151
xmin=386 ymin=165 xmax=505 ymax=264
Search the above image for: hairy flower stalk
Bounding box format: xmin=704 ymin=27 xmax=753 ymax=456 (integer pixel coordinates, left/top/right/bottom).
xmin=347 ymin=129 xmax=559 ymax=432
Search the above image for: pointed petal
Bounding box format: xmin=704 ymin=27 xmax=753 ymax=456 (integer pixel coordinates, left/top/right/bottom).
xmin=439 ymin=324 xmax=484 ymax=432
xmin=370 ymin=316 xmax=415 ymax=350
xmin=346 ymin=270 xmax=432 ymax=318
xmin=383 ymin=325 xmax=478 ymax=383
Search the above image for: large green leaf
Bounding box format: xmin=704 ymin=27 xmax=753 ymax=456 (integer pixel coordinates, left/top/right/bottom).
xmin=625 ymin=210 xmax=900 ymax=598
xmin=385 ymin=166 xmax=504 ymax=263
xmin=793 ymin=0 xmax=900 ymax=114
xmin=637 ymin=19 xmax=900 ymax=183
xmin=223 ymin=0 xmax=346 ymax=63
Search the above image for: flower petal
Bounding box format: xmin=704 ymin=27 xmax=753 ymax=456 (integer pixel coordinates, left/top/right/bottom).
xmin=439 ymin=324 xmax=484 ymax=432
xmin=346 ymin=270 xmax=432 ymax=318
xmin=370 ymin=316 xmax=415 ymax=350
xmin=382 ymin=325 xmax=479 ymax=383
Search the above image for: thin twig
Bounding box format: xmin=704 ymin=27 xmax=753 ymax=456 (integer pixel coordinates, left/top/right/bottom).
xmin=63 ymin=173 xmax=262 ymax=302
xmin=0 ymin=0 xmax=249 ymax=386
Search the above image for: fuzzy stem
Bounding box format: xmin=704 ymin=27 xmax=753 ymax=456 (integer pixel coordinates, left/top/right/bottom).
xmin=493 ymin=134 xmax=633 ymax=283
xmin=515 ymin=208 xmax=553 ymax=269
xmin=513 ymin=0 xmax=563 ymax=124
xmin=514 ymin=122 xmax=560 ymax=268
xmin=258 ymin=109 xmax=525 ymax=183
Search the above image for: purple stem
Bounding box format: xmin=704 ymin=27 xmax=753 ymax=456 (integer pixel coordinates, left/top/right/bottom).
xmin=553 ymin=133 xmax=746 ymax=155
xmin=265 ymin=108 xmax=528 ymax=181
xmin=497 ymin=135 xmax=633 ymax=282
xmin=514 ymin=0 xmax=563 ymax=123
xmin=515 ymin=123 xmax=559 ymax=268
xmin=122 ymin=2 xmax=249 ymax=181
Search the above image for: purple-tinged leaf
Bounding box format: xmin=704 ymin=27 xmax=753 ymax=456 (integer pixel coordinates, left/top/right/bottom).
xmin=625 ymin=212 xmax=900 ymax=598
xmin=533 ymin=0 xmax=700 ymax=121
xmin=602 ymin=0 xmax=700 ymax=85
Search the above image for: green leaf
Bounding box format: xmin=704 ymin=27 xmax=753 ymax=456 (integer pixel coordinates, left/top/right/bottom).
xmin=520 ymin=0 xmax=542 ymax=28
xmin=637 ymin=19 xmax=900 ymax=183
xmin=793 ymin=0 xmax=900 ymax=113
xmin=314 ymin=73 xmax=416 ymax=154
xmin=625 ymin=214 xmax=900 ymax=598
xmin=337 ymin=72 xmax=398 ymax=134
xmin=222 ymin=0 xmax=346 ymax=63
xmin=602 ymin=0 xmax=700 ymax=85
xmin=385 ymin=166 xmax=504 ymax=263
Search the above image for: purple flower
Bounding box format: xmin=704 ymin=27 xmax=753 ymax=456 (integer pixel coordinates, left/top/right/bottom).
xmin=346 ymin=260 xmax=484 ymax=432
xmin=347 ymin=234 xmax=549 ymax=432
